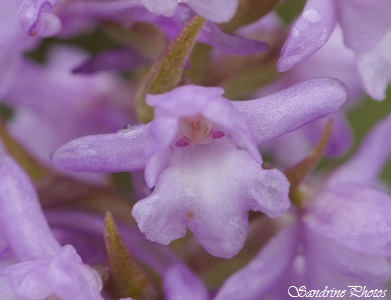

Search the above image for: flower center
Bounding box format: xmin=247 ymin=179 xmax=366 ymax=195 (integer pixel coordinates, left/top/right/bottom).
xmin=175 ymin=115 xmax=225 ymax=147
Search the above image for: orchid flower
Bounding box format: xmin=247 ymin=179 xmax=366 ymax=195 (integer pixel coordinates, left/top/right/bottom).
xmin=52 ymin=79 xmax=346 ymax=258
xmin=231 ymin=113 xmax=391 ymax=295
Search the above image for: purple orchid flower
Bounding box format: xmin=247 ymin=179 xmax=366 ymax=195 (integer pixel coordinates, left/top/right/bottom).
xmin=3 ymin=46 xmax=129 ymax=175
xmin=224 ymin=113 xmax=391 ymax=297
xmin=278 ymin=0 xmax=391 ymax=100
xmin=0 ymin=154 xmax=103 ymax=299
xmin=52 ymin=79 xmax=347 ymax=258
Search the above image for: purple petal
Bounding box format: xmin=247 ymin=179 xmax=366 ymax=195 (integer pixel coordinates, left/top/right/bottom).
xmin=3 ymin=245 xmax=103 ymax=300
xmin=46 ymin=210 xmax=181 ymax=275
xmin=51 ymin=124 xmax=147 ymax=172
xmin=306 ymin=185 xmax=391 ymax=256
xmin=140 ymin=0 xmax=178 ymax=17
xmin=0 ymin=155 xmax=60 ymax=260
xmin=18 ymin=0 xmax=61 ymax=37
xmin=133 ymin=139 xmax=289 ymax=258
xmin=336 ymin=0 xmax=391 ymax=53
xmin=278 ymin=0 xmax=337 ymax=71
xmin=356 ymin=32 xmax=391 ymax=101
xmin=215 ymin=224 xmax=299 ymax=300
xmin=163 ymin=265 xmax=208 ymax=300
xmin=0 ymin=276 xmax=19 ymax=300
xmin=72 ymin=48 xmax=149 ymax=74
xmin=187 ymin=0 xmax=238 ymax=23
xmin=199 ymin=21 xmax=268 ymax=55
xmin=232 ymin=78 xmax=347 ymax=145
xmin=145 ymin=85 xmax=262 ymax=187
xmin=328 ymin=113 xmax=391 ymax=186
xmin=305 ymin=114 xmax=353 ymax=158
xmin=304 ymin=227 xmax=391 ymax=289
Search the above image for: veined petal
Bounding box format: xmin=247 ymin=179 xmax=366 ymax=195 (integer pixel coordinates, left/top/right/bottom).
xmin=133 ymin=139 xmax=289 ymax=258
xmin=336 ymin=0 xmax=391 ymax=53
xmin=215 ymin=224 xmax=298 ymax=300
xmin=305 ymin=185 xmax=391 ymax=256
xmin=278 ymin=0 xmax=337 ymax=71
xmin=163 ymin=265 xmax=208 ymax=300
xmin=232 ymin=78 xmax=347 ymax=145
xmin=52 ymin=124 xmax=147 ymax=172
xmin=328 ymin=113 xmax=391 ymax=186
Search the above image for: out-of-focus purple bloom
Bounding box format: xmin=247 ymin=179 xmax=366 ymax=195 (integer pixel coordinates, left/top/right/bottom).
xmin=164 ymin=264 xmax=209 ymax=300
xmin=356 ymin=31 xmax=391 ymax=101
xmin=20 ymin=1 xmax=267 ymax=56
xmin=301 ymin=114 xmax=391 ymax=288
xmin=249 ymin=114 xmax=391 ymax=293
xmin=257 ymin=26 xmax=361 ymax=166
xmin=139 ymin=0 xmax=238 ymax=23
xmin=52 ymin=79 xmax=346 ymax=258
xmin=72 ymin=48 xmax=149 ymax=74
xmin=278 ymin=0 xmax=391 ymax=100
xmin=3 ymin=46 xmax=128 ymax=171
xmin=46 ymin=210 xmax=182 ymax=275
xmin=214 ymin=223 xmax=299 ymax=300
xmin=0 ymin=154 xmax=103 ymax=299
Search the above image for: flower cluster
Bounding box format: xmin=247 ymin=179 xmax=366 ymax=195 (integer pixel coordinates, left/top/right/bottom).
xmin=0 ymin=0 xmax=391 ymax=299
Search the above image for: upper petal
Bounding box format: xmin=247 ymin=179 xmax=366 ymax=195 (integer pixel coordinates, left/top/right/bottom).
xmin=336 ymin=0 xmax=391 ymax=52
xmin=232 ymin=78 xmax=347 ymax=145
xmin=328 ymin=113 xmax=391 ymax=186
xmin=52 ymin=124 xmax=147 ymax=172
xmin=278 ymin=0 xmax=337 ymax=71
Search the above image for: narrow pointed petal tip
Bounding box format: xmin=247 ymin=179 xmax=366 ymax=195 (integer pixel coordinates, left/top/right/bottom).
xmin=277 ymin=0 xmax=337 ymax=72
xmin=51 ymin=125 xmax=147 ymax=173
